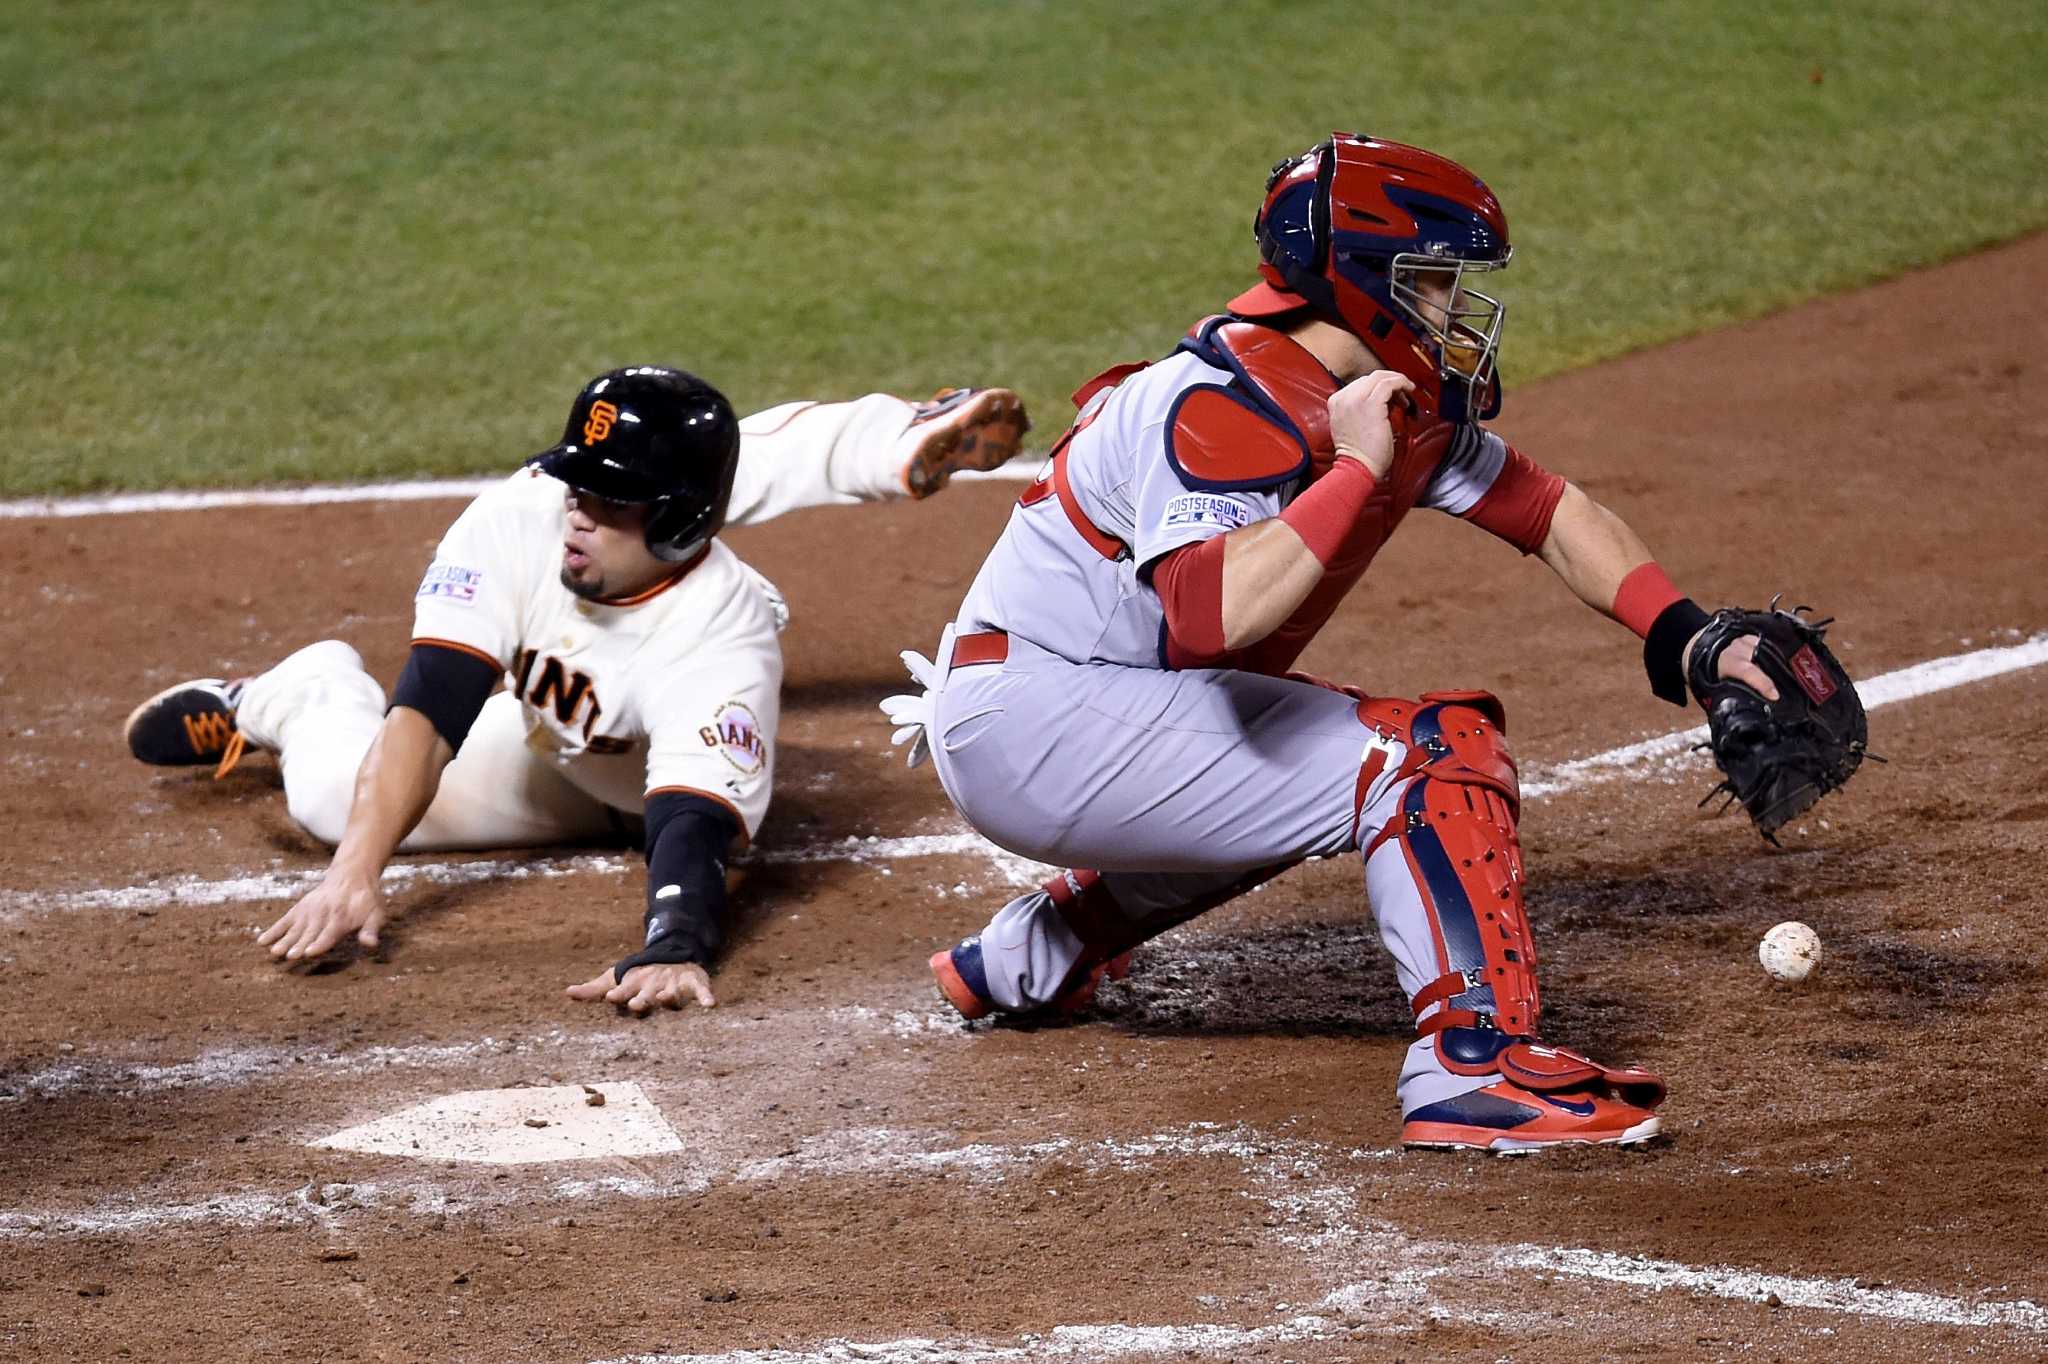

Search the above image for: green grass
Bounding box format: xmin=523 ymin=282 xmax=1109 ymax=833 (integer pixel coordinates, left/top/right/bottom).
xmin=4 ymin=1 xmax=2043 ymax=495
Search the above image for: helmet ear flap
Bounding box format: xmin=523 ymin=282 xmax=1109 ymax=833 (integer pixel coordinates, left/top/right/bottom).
xmin=642 ymin=451 xmax=739 ymax=563
xmin=1308 ymin=138 xmax=1334 ymax=271
xmin=1254 ymin=141 xmax=1340 ymax=317
xmin=1256 ymin=139 xmax=1335 ymax=287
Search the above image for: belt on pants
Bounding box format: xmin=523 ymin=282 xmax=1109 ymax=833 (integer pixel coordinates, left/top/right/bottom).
xmin=950 ymin=630 xmax=1009 ymax=669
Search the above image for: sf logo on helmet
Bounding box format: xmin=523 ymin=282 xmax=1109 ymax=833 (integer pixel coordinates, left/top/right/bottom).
xmin=582 ymin=401 xmax=619 ymax=444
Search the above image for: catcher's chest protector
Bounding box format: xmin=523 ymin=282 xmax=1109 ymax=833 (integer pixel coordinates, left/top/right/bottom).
xmin=1182 ymin=318 xmax=1459 ymax=493
xmin=1173 ymin=319 xmax=1459 ymax=674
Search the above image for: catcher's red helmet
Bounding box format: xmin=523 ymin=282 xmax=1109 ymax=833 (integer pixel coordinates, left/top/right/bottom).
xmin=1230 ymin=134 xmax=1511 ymax=421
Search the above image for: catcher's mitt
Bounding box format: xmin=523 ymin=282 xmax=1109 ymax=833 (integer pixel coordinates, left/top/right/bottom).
xmin=1687 ymin=601 xmax=1870 ymax=842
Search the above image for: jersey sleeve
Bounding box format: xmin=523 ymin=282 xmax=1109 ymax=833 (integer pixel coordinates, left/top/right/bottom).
xmin=1420 ymin=426 xmax=1567 ymax=555
xmin=410 ymin=480 xmax=534 ymax=670
xmin=1131 ymin=397 xmax=1293 ymax=572
xmin=636 ymin=611 xmax=784 ymax=844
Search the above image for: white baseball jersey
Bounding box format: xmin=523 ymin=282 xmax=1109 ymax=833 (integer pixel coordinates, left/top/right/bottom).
xmin=410 ymin=468 xmax=783 ymax=838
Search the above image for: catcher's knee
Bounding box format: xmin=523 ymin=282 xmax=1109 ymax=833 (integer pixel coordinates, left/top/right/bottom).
xmin=1352 ymin=690 xmax=1520 ymax=835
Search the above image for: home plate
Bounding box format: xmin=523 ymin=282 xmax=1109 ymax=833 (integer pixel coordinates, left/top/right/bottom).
xmin=310 ymin=1081 xmax=683 ymax=1164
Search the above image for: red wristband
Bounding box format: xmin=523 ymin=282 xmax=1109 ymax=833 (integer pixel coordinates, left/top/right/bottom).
xmin=1612 ymin=562 xmax=1684 ymax=640
xmin=1279 ymin=459 xmax=1376 ymax=565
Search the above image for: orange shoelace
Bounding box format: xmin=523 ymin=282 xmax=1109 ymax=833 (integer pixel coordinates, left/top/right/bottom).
xmin=180 ymin=710 xmax=247 ymax=778
xmin=212 ymin=731 xmax=248 ymax=780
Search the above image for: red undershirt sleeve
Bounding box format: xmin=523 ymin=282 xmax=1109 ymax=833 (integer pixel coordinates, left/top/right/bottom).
xmin=1463 ymin=445 xmax=1566 ymax=554
xmin=1151 ymin=459 xmax=1383 ymax=670
xmin=1151 ymin=535 xmax=1230 ymax=669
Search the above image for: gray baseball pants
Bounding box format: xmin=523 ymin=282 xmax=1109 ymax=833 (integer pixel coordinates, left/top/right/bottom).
xmin=923 ymin=629 xmax=1495 ymax=1115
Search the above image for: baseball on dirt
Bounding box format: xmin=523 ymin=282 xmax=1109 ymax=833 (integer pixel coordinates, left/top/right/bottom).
xmin=1759 ymin=921 xmax=1822 ymax=983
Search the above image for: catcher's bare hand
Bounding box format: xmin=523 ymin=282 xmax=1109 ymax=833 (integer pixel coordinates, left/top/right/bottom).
xmin=258 ymin=876 xmax=387 ymax=962
xmin=1327 ymin=369 xmax=1415 ymax=480
xmin=1686 ymin=629 xmax=1779 ymax=702
xmin=566 ymin=962 xmax=716 ymax=1014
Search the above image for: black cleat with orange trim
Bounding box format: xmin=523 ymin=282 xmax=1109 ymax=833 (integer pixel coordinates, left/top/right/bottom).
xmin=124 ymin=678 xmax=247 ymax=773
xmin=900 ymin=388 xmax=1032 ymax=499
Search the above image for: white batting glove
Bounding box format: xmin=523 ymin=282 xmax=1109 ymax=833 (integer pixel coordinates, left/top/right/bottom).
xmin=880 ymin=648 xmax=940 ymax=768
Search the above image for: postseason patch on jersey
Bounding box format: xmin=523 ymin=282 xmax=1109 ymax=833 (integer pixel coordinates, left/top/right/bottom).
xmin=1163 ymin=492 xmax=1252 ymax=532
xmin=417 ymin=562 xmax=483 ymax=605
xmin=700 ymin=700 xmax=766 ymax=776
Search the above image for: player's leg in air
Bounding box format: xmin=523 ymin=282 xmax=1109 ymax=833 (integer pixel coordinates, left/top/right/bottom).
xmin=910 ymin=648 xmax=1664 ymax=1154
xmin=724 ymin=388 xmax=1030 ymax=527
xmin=123 ymin=640 xmax=615 ymax=851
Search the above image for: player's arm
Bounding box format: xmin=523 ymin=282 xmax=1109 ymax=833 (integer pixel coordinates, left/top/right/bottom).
xmin=1536 ymin=482 xmax=1779 ymax=705
xmin=566 ymin=793 xmax=739 ymax=1014
xmin=1152 ymin=370 xmax=1412 ymax=660
xmin=257 ymin=644 xmax=498 ymax=962
xmin=1536 ymin=481 xmax=1658 ymax=614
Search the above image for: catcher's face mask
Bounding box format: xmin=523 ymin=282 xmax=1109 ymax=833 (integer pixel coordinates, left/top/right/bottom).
xmin=1389 ymin=248 xmax=1510 ymax=394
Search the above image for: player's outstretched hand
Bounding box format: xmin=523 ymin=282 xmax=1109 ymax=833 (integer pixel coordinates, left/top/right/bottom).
xmin=566 ymin=962 xmax=717 ymax=1015
xmin=1686 ymin=629 xmax=1781 ymax=702
xmin=257 ymin=875 xmax=388 ymax=962
xmin=1327 ymin=369 xmax=1415 ymax=481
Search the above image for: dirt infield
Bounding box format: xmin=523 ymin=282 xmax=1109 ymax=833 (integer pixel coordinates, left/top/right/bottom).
xmin=4 ymin=235 xmax=2046 ymax=1363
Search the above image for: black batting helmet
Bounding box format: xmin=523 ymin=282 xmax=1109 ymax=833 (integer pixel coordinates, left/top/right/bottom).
xmin=530 ymin=366 xmax=742 ymax=563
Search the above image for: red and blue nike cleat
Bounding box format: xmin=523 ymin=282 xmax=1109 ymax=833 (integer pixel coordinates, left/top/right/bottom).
xmin=1402 ymin=1040 xmax=1666 ymax=1154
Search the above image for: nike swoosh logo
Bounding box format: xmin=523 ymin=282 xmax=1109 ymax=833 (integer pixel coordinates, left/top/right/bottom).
xmin=1535 ymin=1094 xmax=1596 ymax=1116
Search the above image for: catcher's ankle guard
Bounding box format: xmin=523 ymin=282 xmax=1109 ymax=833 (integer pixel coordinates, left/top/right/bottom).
xmin=1427 ymin=1030 xmax=1666 ymax=1111
xmin=1498 ymin=1039 xmax=1666 ymax=1110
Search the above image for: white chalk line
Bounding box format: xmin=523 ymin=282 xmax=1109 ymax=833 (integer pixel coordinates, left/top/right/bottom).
xmin=0 ymin=461 xmax=1042 ymax=521
xmin=2 ymin=1005 xmax=964 ymax=1104
xmin=592 ymin=1319 xmax=1342 ymax=1364
xmin=7 ymin=629 xmax=2037 ymax=923
xmin=1491 ymin=1243 xmax=2046 ymax=1333
xmin=0 ymin=836 xmax=1042 ymax=923
xmin=0 ymin=1123 xmax=1294 ymax=1238
xmin=594 ymin=1250 xmax=2048 ymax=1364
xmin=646 ymin=1119 xmax=2048 ymax=1347
xmin=0 ymin=852 xmax=631 ymax=920
xmin=0 ymin=1027 xmax=633 ymax=1102
xmin=6 ymin=1119 xmax=2036 ymax=1345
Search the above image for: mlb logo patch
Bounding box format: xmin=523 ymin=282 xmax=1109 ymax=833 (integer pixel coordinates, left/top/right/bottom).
xmin=417 ymin=562 xmax=483 ymax=604
xmin=1163 ymin=492 xmax=1251 ymax=531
